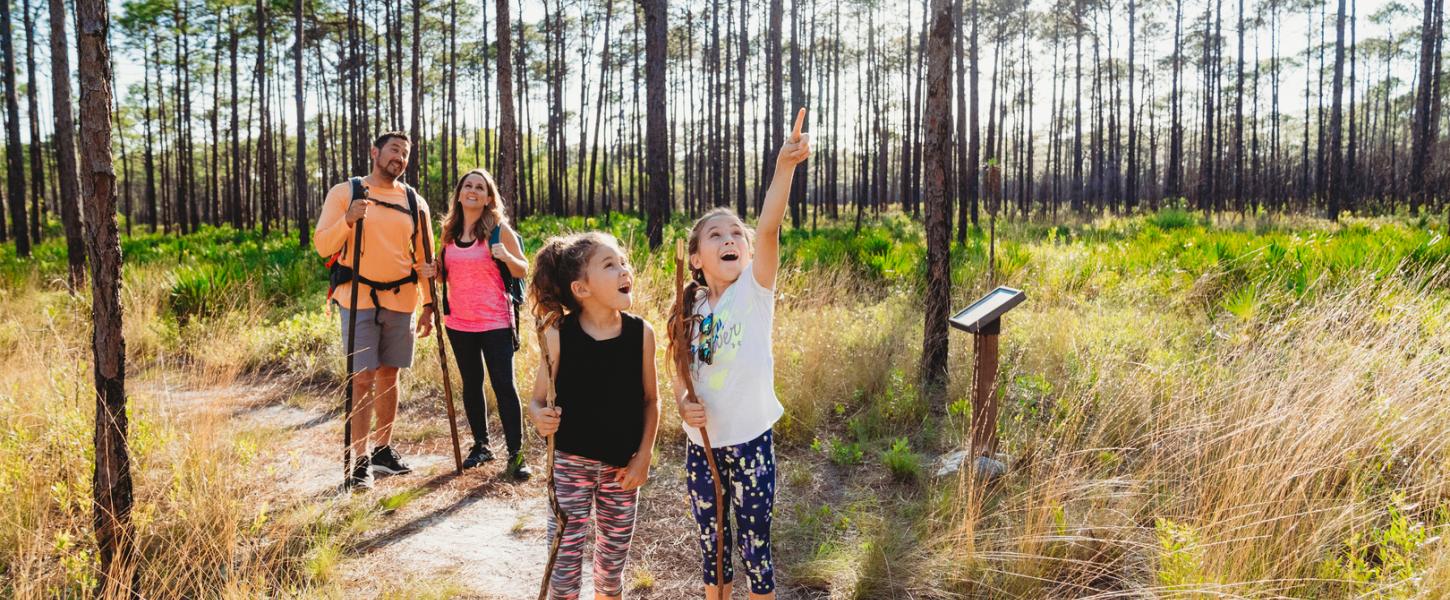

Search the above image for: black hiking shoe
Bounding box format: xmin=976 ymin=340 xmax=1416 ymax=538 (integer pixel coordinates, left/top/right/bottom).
xmin=370 ymin=445 xmax=413 ymax=476
xmin=462 ymin=442 xmax=496 ymax=469
xmin=506 ymin=452 xmax=532 ymax=481
xmin=345 ymin=456 xmax=374 ymax=491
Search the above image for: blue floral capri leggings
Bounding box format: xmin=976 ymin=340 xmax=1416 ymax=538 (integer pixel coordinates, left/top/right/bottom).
xmin=685 ymin=429 xmax=776 ymax=594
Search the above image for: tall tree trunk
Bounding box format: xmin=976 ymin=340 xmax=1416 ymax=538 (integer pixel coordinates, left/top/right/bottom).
xmin=496 ymin=0 xmax=518 ymax=204
xmin=640 ymin=0 xmax=668 ymax=248
xmin=1328 ymin=0 xmax=1347 ymax=220
xmin=763 ymin=0 xmax=783 ymax=213
xmin=407 ymin=0 xmax=421 ymax=186
xmin=1167 ymin=0 xmax=1183 ymax=201
xmin=21 ymin=0 xmax=41 ymax=242
xmin=1127 ymin=0 xmax=1138 ymax=211
xmin=922 ymin=0 xmax=953 ymax=396
xmin=50 ymin=0 xmax=82 ymax=287
xmin=736 ymin=0 xmax=748 ymax=218
xmin=1410 ymin=0 xmax=1440 ymax=213
xmin=77 ymin=0 xmax=132 ymax=593
xmin=1196 ymin=0 xmax=1217 ymax=212
xmin=257 ymin=0 xmax=271 ymax=235
xmin=229 ymin=15 xmax=241 ymax=227
xmin=1232 ymin=0 xmax=1245 ymax=212
xmin=788 ymin=0 xmax=804 ymax=228
xmin=1072 ymin=1 xmax=1084 ymax=213
xmin=296 ymin=0 xmax=309 ymax=246
xmin=2 ymin=0 xmax=27 ymax=256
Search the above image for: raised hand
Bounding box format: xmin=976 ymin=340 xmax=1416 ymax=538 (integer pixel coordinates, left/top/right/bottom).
xmin=776 ymin=107 xmax=812 ymax=169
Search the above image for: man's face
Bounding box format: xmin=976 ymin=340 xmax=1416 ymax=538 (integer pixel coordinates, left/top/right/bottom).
xmin=371 ymin=138 xmax=410 ymax=179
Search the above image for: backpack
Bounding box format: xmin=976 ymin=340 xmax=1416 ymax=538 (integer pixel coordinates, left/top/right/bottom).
xmin=324 ymin=176 xmax=421 ymax=324
xmin=439 ymin=223 xmax=526 ymax=351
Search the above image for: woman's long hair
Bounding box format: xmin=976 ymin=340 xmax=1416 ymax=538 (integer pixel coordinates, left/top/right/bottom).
xmin=441 ymin=168 xmax=507 ymax=246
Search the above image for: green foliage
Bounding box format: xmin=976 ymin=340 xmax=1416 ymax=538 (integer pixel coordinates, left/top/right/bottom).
xmin=1155 ymin=518 xmax=1213 ymax=590
xmin=1315 ymin=495 xmax=1435 ymax=598
xmin=829 ymin=438 xmax=865 ymax=467
xmin=879 ymin=437 xmax=921 ymax=482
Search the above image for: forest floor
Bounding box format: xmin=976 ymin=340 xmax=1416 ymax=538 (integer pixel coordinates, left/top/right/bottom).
xmin=149 ymin=375 xmax=840 ymax=599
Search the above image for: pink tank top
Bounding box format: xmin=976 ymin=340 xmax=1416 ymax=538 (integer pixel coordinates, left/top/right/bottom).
xmin=442 ymin=239 xmax=514 ymax=333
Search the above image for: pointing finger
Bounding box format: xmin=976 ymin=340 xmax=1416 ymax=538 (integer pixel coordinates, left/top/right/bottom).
xmin=791 ymin=107 xmax=807 ymax=142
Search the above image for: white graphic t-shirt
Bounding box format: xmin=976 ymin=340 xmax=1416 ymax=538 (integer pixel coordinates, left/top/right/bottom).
xmin=683 ymin=262 xmax=785 ymax=448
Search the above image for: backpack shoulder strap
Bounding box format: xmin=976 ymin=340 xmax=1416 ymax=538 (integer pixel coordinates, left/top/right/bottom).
xmin=403 ymin=184 xmax=421 ymax=262
xmin=489 ymin=224 xmax=502 ymax=246
xmin=336 ymin=177 xmax=368 ymax=259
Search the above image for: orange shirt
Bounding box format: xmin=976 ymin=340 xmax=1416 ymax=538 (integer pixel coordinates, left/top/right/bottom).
xmin=313 ymin=178 xmax=434 ymax=313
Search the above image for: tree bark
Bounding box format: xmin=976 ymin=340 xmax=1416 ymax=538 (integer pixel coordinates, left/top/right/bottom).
xmin=496 ymin=0 xmax=519 ymax=205
xmin=640 ymin=0 xmax=668 ymax=248
xmin=50 ymin=0 xmax=83 ymax=288
xmin=2 ymin=0 xmax=28 ymax=256
xmin=922 ymin=0 xmax=953 ymax=396
xmin=296 ymin=0 xmax=309 ymax=245
xmin=22 ymin=0 xmax=42 ymax=242
xmin=77 ymin=0 xmax=133 ymax=593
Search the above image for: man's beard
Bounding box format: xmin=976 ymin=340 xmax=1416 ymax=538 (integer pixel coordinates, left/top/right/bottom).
xmin=377 ymin=158 xmax=405 ymax=180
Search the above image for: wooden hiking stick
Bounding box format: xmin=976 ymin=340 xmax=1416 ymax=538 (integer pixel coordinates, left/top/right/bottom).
xmin=420 ymin=220 xmax=464 ymax=475
xmin=343 ymin=216 xmax=364 ymax=481
xmin=674 ymin=238 xmax=727 ymax=593
xmin=537 ymin=322 xmax=567 ymax=600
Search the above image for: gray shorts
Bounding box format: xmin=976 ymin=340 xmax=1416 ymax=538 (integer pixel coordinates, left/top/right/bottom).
xmin=339 ymin=307 xmax=416 ymax=372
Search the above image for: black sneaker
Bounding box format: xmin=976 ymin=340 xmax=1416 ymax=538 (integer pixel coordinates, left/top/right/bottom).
xmin=346 ymin=456 xmax=374 ymax=491
xmin=462 ymin=443 xmax=496 ymax=469
xmin=370 ymin=445 xmax=413 ymax=476
xmin=506 ymin=452 xmax=532 ymax=481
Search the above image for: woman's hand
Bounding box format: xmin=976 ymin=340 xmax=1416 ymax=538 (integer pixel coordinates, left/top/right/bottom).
xmin=418 ymin=261 xmax=437 ymax=279
xmin=529 ymin=402 xmax=562 ymax=437
xmin=617 ymin=452 xmax=652 ymax=490
xmin=678 ymin=393 xmax=707 ymax=428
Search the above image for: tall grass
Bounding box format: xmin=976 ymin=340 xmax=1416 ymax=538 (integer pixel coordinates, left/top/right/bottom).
xmin=2 ymin=212 xmax=1447 ymax=597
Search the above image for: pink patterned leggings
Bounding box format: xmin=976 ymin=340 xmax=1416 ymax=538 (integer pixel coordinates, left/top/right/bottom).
xmin=545 ymin=451 xmax=639 ymax=600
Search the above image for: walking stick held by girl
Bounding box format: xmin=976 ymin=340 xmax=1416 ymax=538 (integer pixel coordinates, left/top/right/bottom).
xmin=535 ymin=315 xmax=566 ymax=600
xmin=671 ymin=237 xmax=726 ymax=592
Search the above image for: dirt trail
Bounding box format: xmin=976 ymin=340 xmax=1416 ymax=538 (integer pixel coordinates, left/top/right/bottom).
xmin=150 ymin=380 xmax=818 ymax=599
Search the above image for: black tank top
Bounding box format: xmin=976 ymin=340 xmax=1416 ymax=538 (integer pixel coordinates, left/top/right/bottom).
xmin=553 ymin=312 xmax=646 ymax=467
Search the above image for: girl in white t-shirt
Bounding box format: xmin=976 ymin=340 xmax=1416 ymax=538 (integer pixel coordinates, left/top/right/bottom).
xmin=668 ymin=108 xmax=811 ymax=600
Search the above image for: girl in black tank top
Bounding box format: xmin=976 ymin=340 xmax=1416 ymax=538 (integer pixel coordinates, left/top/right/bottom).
xmin=524 ymin=232 xmax=661 ymax=599
xmin=553 ymin=312 xmax=647 ymax=466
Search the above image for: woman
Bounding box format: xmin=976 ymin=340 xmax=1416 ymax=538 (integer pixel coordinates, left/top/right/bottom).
xmin=424 ymin=168 xmax=532 ymax=479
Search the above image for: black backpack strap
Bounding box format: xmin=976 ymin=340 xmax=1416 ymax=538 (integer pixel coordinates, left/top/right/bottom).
xmin=491 ymin=225 xmax=524 ymax=351
xmin=341 ymin=176 xmax=367 ymax=258
xmin=404 ymin=185 xmax=421 ymax=264
xmin=439 ymin=243 xmax=451 ymax=316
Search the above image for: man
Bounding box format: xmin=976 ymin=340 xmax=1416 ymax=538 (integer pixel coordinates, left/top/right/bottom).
xmin=315 ymin=131 xmax=435 ymax=490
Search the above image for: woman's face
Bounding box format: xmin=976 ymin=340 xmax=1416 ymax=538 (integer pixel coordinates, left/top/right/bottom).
xmin=458 ymin=174 xmax=493 ymax=210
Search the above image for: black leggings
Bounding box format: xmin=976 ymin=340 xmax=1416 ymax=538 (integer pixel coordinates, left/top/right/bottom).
xmin=445 ymin=327 xmax=523 ymax=455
